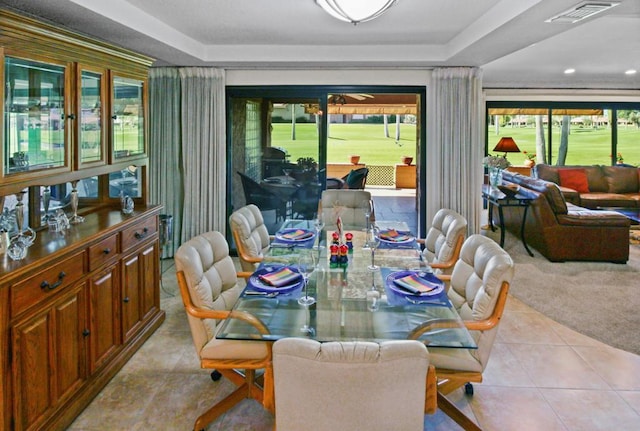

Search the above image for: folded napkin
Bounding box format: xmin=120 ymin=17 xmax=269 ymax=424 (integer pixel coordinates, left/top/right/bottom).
xmin=258 ymin=267 xmax=301 ymax=287
xmin=393 ymin=274 xmax=439 ymax=295
xmin=280 ymin=229 xmax=314 ymax=241
xmin=379 ymin=229 xmax=413 ymax=242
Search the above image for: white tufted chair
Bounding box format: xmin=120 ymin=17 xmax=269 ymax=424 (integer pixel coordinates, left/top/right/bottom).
xmin=419 ymin=208 xmax=468 ymax=276
xmin=272 ymin=338 xmax=436 ymax=431
xmin=319 ymin=189 xmax=375 ymax=229
xmin=409 ymin=234 xmax=514 ymax=430
xmin=229 ymin=204 xmax=272 ymax=272
xmin=175 ymin=231 xmax=271 ymax=431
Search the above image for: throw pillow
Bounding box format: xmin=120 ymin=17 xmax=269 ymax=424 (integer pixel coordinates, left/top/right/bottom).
xmin=557 ymin=168 xmax=590 ymax=193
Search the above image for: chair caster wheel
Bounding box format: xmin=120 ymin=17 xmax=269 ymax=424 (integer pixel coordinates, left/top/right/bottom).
xmin=464 ymin=383 xmax=474 ymax=395
xmin=211 ymin=370 xmax=222 ymax=381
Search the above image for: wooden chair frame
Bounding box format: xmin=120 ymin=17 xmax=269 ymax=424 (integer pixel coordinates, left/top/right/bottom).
xmin=177 ymin=270 xmax=274 ymax=431
xmin=408 ymin=280 xmax=510 ymax=431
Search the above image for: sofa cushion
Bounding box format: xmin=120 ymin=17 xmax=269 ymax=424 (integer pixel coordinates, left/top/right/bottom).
xmin=557 ymin=168 xmax=589 ymax=193
xmin=583 ymin=166 xmax=608 ymax=192
xmin=602 ymin=166 xmax=639 ymax=194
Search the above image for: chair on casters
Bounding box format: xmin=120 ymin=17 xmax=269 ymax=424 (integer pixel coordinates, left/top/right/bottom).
xmin=175 ymin=231 xmax=272 ymax=431
xmin=408 ymin=234 xmax=514 ymax=431
xmin=318 ymin=189 xmax=375 ymax=229
xmin=271 ymin=338 xmax=437 ymax=431
xmin=229 ymin=204 xmax=273 ymax=272
xmin=418 ymin=208 xmax=468 ymax=276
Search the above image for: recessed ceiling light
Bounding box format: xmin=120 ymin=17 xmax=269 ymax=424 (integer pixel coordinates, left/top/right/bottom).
xmin=625 ymin=69 xmax=637 ymax=75
xmin=564 ymin=68 xmax=576 ymax=74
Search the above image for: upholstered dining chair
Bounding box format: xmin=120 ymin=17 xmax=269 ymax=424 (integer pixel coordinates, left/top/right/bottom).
xmin=418 ymin=208 xmax=468 ymax=276
xmin=175 ymin=230 xmax=271 ymax=431
xmin=319 ymin=189 xmax=375 ymax=229
xmin=409 ymin=234 xmax=514 ymax=431
xmin=271 ymin=338 xmax=437 ymax=431
xmin=229 ymin=204 xmax=272 ymax=272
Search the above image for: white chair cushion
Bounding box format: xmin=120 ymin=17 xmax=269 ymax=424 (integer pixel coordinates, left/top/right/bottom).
xmin=273 ymin=338 xmax=428 ymax=431
xmin=321 ymin=189 xmax=372 ymax=229
xmin=421 ymin=208 xmax=467 ymax=274
xmin=229 ymin=204 xmax=271 ymax=272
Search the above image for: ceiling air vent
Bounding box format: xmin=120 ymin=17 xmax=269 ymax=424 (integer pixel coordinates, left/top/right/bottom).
xmin=545 ymin=2 xmax=620 ymax=23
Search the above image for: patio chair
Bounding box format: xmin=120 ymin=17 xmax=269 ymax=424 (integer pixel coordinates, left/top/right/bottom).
xmin=238 ymin=171 xmax=288 ymax=221
xmin=341 ymin=167 xmax=369 ymax=189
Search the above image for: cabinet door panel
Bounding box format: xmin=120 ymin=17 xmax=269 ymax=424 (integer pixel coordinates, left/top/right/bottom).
xmin=12 ymin=284 xmax=85 ymax=431
xmin=122 ymin=253 xmax=142 ymax=341
xmin=88 ymin=265 xmax=120 ymax=373
xmin=140 ymin=243 xmax=159 ymax=321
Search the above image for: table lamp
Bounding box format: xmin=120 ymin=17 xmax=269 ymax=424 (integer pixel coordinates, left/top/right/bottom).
xmin=493 ymin=137 xmax=520 ymax=159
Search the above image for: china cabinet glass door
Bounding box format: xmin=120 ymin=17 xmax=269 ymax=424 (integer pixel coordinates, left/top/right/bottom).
xmin=111 ymin=75 xmax=145 ymax=161
xmin=77 ymin=66 xmax=106 ymax=168
xmin=3 ymin=56 xmax=68 ymax=176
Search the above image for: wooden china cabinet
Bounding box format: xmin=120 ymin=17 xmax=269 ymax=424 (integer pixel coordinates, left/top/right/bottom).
xmin=0 ymin=10 xmax=165 ymax=431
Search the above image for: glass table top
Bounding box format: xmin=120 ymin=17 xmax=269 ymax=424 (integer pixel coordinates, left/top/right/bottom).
xmin=217 ymin=220 xmax=477 ymax=349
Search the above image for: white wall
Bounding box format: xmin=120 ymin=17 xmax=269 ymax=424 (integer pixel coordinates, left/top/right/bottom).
xmin=226 ymin=69 xmax=431 ymax=86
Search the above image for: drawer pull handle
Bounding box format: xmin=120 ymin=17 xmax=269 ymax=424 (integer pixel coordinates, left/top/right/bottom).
xmin=123 ymin=296 xmax=130 ymax=303
xmin=40 ymin=271 xmax=67 ymax=291
xmin=82 ymin=329 xmax=90 ymax=337
xmin=103 ymin=248 xmax=111 ymax=254
xmin=134 ymin=227 xmax=149 ymax=239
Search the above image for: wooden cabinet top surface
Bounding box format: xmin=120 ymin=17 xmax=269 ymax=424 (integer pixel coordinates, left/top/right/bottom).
xmin=0 ymin=205 xmax=162 ymax=284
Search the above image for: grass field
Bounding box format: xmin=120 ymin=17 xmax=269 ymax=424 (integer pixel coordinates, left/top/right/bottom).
xmin=272 ymin=123 xmax=640 ymax=166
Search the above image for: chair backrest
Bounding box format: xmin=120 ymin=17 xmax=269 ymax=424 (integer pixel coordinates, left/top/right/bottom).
xmin=421 ymin=208 xmax=468 ymax=275
xmin=174 ymin=231 xmax=242 ymax=356
xmin=319 ymin=189 xmax=374 ymax=228
xmin=291 ymin=183 xmax=322 ymax=220
xmin=273 ymin=338 xmax=429 ymax=431
xmin=342 ymin=167 xmax=369 ymax=189
xmin=448 ymin=234 xmax=514 ymax=369
xmin=229 ymin=204 xmax=271 ymax=272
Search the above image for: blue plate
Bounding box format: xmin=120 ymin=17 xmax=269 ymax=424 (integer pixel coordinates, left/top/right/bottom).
xmin=275 ymin=228 xmax=315 ymax=243
xmin=377 ymin=230 xmax=415 ymax=244
xmin=248 ymin=265 xmax=303 ymax=293
xmin=385 ymin=270 xmax=444 ymax=297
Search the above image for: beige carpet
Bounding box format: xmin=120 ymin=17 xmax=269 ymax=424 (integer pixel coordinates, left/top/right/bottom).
xmin=482 ymin=227 xmax=640 ymax=356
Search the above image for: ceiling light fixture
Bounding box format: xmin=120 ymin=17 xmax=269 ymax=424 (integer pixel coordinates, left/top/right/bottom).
xmin=315 ymin=0 xmax=398 ymax=25
xmin=564 ymin=68 xmax=576 ymax=74
xmin=625 ymin=69 xmax=637 ymax=75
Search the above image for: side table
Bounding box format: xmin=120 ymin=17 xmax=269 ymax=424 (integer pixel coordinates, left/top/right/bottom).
xmin=482 ymin=184 xmax=534 ymax=257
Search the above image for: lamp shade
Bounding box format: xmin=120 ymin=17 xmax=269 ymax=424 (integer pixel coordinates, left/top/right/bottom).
xmin=493 ymin=137 xmax=520 ymax=155
xmin=316 ymin=0 xmax=398 ymax=24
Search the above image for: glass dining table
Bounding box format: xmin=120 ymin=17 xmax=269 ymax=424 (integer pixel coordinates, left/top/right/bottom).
xmin=217 ymin=219 xmax=477 ymax=350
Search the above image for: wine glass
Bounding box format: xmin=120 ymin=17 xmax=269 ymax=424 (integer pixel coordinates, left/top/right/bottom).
xmin=366 ymin=227 xmax=381 ymax=271
xmin=282 ymin=168 xmax=293 ymax=184
xmin=313 ymin=217 xmax=325 ymax=252
xmin=297 ymin=251 xmax=317 ymax=306
xmin=362 ymin=199 xmax=373 ymax=232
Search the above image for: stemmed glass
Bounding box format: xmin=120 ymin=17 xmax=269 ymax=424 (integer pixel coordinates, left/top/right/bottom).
xmin=297 ymin=251 xmax=317 ymax=306
xmin=362 ymin=199 xmax=373 ymax=232
xmin=366 ymin=227 xmax=381 ymax=271
xmin=313 ymin=217 xmax=325 ymax=251
xmin=282 ymin=168 xmax=293 ymax=185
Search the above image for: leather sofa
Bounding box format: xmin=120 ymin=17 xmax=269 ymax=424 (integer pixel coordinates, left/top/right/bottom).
xmin=498 ymin=171 xmax=630 ymax=263
xmin=534 ymin=164 xmax=640 ymax=209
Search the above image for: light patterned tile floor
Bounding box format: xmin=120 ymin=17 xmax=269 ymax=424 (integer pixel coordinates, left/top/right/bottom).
xmin=67 ymin=257 xmax=640 ymax=431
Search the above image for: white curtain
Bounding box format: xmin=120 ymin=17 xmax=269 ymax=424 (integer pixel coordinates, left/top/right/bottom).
xmin=427 ymin=67 xmax=484 ymax=234
xmin=179 ymin=68 xmax=226 ymax=242
xmin=149 ymin=68 xmax=182 ymax=257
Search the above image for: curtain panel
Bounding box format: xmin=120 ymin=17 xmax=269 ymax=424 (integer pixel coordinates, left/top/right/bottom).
xmin=148 ymin=67 xmax=226 ymax=254
xmin=427 ymin=67 xmax=484 ymax=234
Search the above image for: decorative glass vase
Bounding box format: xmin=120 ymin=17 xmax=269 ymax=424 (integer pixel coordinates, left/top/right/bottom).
xmin=489 ymin=167 xmax=503 ymax=188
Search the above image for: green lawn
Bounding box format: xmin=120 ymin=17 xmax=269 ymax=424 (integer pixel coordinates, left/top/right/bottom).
xmin=272 ymin=123 xmax=640 ymax=167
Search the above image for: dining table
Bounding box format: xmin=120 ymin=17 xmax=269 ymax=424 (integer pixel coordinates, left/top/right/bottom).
xmin=217 ymin=219 xmax=481 ymax=430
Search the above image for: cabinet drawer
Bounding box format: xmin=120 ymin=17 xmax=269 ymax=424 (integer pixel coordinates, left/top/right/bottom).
xmin=11 ymin=251 xmax=86 ymax=317
xmin=89 ymin=234 xmax=119 ymax=271
xmin=122 ymin=217 xmax=157 ymax=252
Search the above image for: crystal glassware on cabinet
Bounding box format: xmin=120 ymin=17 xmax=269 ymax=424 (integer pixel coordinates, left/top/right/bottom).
xmin=69 ymin=181 xmax=85 ymax=224
xmin=42 ymin=186 xmax=51 ymax=222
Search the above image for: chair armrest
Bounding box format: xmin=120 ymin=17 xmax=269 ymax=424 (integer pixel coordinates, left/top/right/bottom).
xmin=464 ymin=281 xmax=510 ymax=332
xmin=237 ymin=271 xmax=253 ymax=280
xmin=425 ymin=365 xmax=437 ymax=415
xmin=435 ymin=274 xmax=451 ymax=282
xmin=406 ymin=318 xmax=462 ymax=340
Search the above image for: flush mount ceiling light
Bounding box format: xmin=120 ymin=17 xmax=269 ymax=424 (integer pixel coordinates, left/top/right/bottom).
xmin=315 ymin=0 xmax=398 ymax=25
xmin=545 ymin=2 xmax=620 ymax=23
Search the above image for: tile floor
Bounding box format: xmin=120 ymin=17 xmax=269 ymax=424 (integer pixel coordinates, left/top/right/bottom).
xmin=67 ymin=192 xmax=640 ymax=430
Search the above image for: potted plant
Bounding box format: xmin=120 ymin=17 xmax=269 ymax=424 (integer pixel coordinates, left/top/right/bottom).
xmin=350 ymin=155 xmax=360 ymax=165
xmin=483 ymin=155 xmax=511 ymax=187
xmin=401 ymin=156 xmax=413 ymax=165
xmin=295 ymin=157 xmax=317 ymax=182
xmin=523 ymin=151 xmax=536 ymax=168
